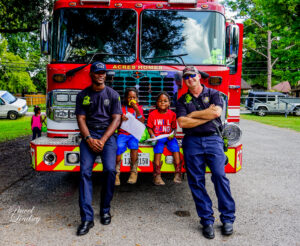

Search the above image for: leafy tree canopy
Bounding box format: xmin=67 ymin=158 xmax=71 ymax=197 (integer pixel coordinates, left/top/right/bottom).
xmin=0 ymin=0 xmax=54 ymax=33
xmin=0 ymin=37 xmax=36 ymax=93
xmin=224 ymin=0 xmax=300 ymax=87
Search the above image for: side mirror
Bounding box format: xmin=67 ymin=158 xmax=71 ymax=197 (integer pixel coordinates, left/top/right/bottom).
xmin=40 ymin=21 xmax=51 ymax=55
xmin=226 ymin=24 xmax=239 ymax=58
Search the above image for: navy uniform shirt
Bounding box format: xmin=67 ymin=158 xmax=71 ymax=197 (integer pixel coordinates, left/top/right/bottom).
xmin=75 ymin=86 xmax=122 ymax=129
xmin=176 ymin=84 xmax=223 ymax=136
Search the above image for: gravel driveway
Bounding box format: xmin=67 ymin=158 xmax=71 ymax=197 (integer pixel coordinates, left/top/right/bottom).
xmin=0 ymin=119 xmax=299 ymax=246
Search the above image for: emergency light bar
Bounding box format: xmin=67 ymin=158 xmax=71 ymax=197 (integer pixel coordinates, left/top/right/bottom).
xmin=80 ymin=0 xmax=110 ymax=5
xmin=168 ymin=0 xmax=197 ymax=4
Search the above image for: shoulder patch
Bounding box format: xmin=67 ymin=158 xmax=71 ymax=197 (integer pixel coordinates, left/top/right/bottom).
xmin=185 ymin=94 xmax=192 ymax=104
xmin=82 ymin=96 xmax=90 ymax=105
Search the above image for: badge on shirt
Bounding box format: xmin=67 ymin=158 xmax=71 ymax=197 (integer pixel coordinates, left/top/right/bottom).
xmin=104 ymin=99 xmax=110 ymax=106
xmin=185 ymin=94 xmax=192 ymax=104
xmin=203 ymin=96 xmax=210 ymax=104
xmin=83 ymin=96 xmax=90 ymax=105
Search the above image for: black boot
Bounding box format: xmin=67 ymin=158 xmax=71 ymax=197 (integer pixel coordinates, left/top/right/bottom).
xmin=77 ymin=221 xmax=94 ymax=236
xmin=202 ymin=224 xmax=215 ymax=239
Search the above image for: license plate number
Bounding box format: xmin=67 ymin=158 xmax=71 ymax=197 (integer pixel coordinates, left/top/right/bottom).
xmin=123 ymin=153 xmax=150 ymax=167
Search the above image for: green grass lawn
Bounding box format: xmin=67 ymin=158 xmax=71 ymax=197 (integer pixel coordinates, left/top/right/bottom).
xmin=241 ymin=114 xmax=300 ymax=132
xmin=0 ymin=116 xmax=32 ymax=142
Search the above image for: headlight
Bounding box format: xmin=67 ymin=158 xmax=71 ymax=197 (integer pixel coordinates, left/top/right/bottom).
xmin=70 ymin=94 xmax=77 ymax=102
xmin=66 ymin=153 xmax=79 ymax=164
xmin=54 ymin=109 xmax=69 ymax=119
xmin=223 ymin=123 xmax=242 ymax=146
xmin=56 ymin=94 xmax=69 ymax=102
xmin=43 ymin=151 xmax=57 ymax=165
xmin=69 ymin=109 xmax=76 ymax=119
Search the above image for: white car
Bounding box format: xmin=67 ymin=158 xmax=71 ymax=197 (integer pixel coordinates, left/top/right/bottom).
xmin=0 ymin=90 xmax=28 ymax=120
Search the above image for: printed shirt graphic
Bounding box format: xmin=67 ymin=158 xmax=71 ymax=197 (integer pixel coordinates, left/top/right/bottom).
xmin=119 ymin=105 xmax=144 ymax=135
xmin=147 ymin=109 xmax=177 ymax=136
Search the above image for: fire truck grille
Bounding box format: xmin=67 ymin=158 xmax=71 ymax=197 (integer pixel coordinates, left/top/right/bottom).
xmin=106 ymin=70 xmax=182 ymax=121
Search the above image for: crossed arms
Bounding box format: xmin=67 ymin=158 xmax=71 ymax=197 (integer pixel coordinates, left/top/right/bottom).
xmin=177 ymin=104 xmax=222 ymax=129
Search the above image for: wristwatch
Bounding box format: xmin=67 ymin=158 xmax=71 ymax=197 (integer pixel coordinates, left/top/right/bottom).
xmin=85 ymin=135 xmax=91 ymax=141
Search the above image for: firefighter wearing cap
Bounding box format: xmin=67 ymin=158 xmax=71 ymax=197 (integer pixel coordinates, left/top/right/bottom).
xmin=176 ymin=66 xmax=235 ymax=239
xmin=75 ymin=61 xmax=122 ymax=236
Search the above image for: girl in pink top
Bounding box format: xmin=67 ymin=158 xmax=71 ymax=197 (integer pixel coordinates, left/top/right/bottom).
xmin=31 ymin=106 xmax=46 ymax=140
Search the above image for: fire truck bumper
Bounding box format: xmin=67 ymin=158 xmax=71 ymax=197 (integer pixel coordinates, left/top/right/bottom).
xmin=30 ymin=137 xmax=242 ymax=173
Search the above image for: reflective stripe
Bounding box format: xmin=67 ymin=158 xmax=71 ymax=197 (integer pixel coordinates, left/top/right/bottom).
xmin=228 ymin=108 xmax=240 ymax=117
xmin=33 ymin=143 xmax=242 ymax=173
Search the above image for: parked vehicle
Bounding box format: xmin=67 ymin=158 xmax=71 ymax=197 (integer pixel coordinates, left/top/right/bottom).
xmin=0 ymin=91 xmax=28 ymax=120
xmin=245 ymin=91 xmax=300 ymax=116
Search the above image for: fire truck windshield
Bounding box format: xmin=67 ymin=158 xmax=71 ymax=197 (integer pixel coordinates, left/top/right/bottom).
xmin=52 ymin=8 xmax=137 ymax=64
xmin=141 ymin=10 xmax=225 ymax=65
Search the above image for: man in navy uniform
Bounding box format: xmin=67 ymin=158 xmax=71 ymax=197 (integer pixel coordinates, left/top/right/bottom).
xmin=176 ymin=66 xmax=235 ymax=239
xmin=75 ymin=61 xmax=122 ymax=236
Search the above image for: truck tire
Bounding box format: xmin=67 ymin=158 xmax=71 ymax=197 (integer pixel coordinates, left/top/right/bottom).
xmin=8 ymin=111 xmax=18 ymax=120
xmin=294 ymin=107 xmax=300 ymax=116
xmin=257 ymin=107 xmax=267 ymax=116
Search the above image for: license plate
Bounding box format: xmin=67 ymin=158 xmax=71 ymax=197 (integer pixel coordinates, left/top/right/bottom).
xmin=123 ymin=153 xmax=150 ymax=167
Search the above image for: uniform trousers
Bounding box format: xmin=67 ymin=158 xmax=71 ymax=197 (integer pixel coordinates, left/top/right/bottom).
xmin=79 ymin=129 xmax=117 ymax=222
xmin=182 ymin=134 xmax=235 ymax=226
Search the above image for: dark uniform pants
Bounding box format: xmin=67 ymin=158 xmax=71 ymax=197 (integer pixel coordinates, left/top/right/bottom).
xmin=79 ymin=129 xmax=117 ymax=222
xmin=182 ymin=134 xmax=235 ymax=226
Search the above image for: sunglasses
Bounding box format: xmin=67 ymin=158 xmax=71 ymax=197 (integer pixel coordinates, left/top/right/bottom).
xmin=183 ymin=74 xmax=196 ymax=80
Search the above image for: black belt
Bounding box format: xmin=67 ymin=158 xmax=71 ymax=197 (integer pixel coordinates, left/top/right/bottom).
xmin=187 ymin=132 xmax=218 ymax=137
xmin=87 ymin=124 xmax=107 ymax=130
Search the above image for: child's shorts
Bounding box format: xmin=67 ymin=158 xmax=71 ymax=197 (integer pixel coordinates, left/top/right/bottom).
xmin=154 ymin=137 xmax=179 ymax=154
xmin=117 ymin=134 xmax=139 ymax=155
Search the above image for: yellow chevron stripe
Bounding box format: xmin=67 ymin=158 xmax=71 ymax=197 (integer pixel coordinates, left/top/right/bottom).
xmin=36 ymin=146 xmax=56 ymax=167
xmin=236 ymin=146 xmax=242 ymax=171
xmin=205 ymin=148 xmax=236 ymax=172
xmin=227 ymin=148 xmax=236 ymax=168
xmin=93 ymin=164 xmax=103 ymax=171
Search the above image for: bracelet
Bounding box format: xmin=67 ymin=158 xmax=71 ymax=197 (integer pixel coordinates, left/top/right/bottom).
xmin=136 ymin=115 xmax=142 ymax=119
xmin=85 ymin=135 xmax=91 ymax=141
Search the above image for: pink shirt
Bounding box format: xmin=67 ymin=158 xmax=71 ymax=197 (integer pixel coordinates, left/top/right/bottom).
xmin=32 ymin=115 xmax=42 ymax=130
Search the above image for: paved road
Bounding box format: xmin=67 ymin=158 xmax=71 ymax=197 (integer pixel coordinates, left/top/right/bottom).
xmin=0 ymin=119 xmax=300 ymax=246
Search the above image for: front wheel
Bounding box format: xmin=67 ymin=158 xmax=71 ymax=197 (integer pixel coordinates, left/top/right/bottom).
xmin=294 ymin=107 xmax=300 ymax=116
xmin=8 ymin=111 xmax=18 ymax=120
xmin=257 ymin=107 xmax=268 ymax=117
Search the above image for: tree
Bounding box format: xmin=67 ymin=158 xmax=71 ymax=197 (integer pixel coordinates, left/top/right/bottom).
xmin=224 ymin=0 xmax=300 ymax=89
xmin=4 ymin=31 xmax=47 ymax=93
xmin=0 ymin=0 xmax=54 ymax=33
xmin=0 ymin=37 xmax=36 ymax=93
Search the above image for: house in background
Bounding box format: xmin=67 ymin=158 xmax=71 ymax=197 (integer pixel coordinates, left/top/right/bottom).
xmin=241 ymin=78 xmax=252 ymax=96
xmin=272 ymin=81 xmax=291 ymax=94
xmin=291 ymin=81 xmax=300 ymax=97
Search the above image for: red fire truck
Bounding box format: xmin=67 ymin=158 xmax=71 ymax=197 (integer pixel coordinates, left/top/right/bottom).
xmin=31 ymin=0 xmax=243 ymax=173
